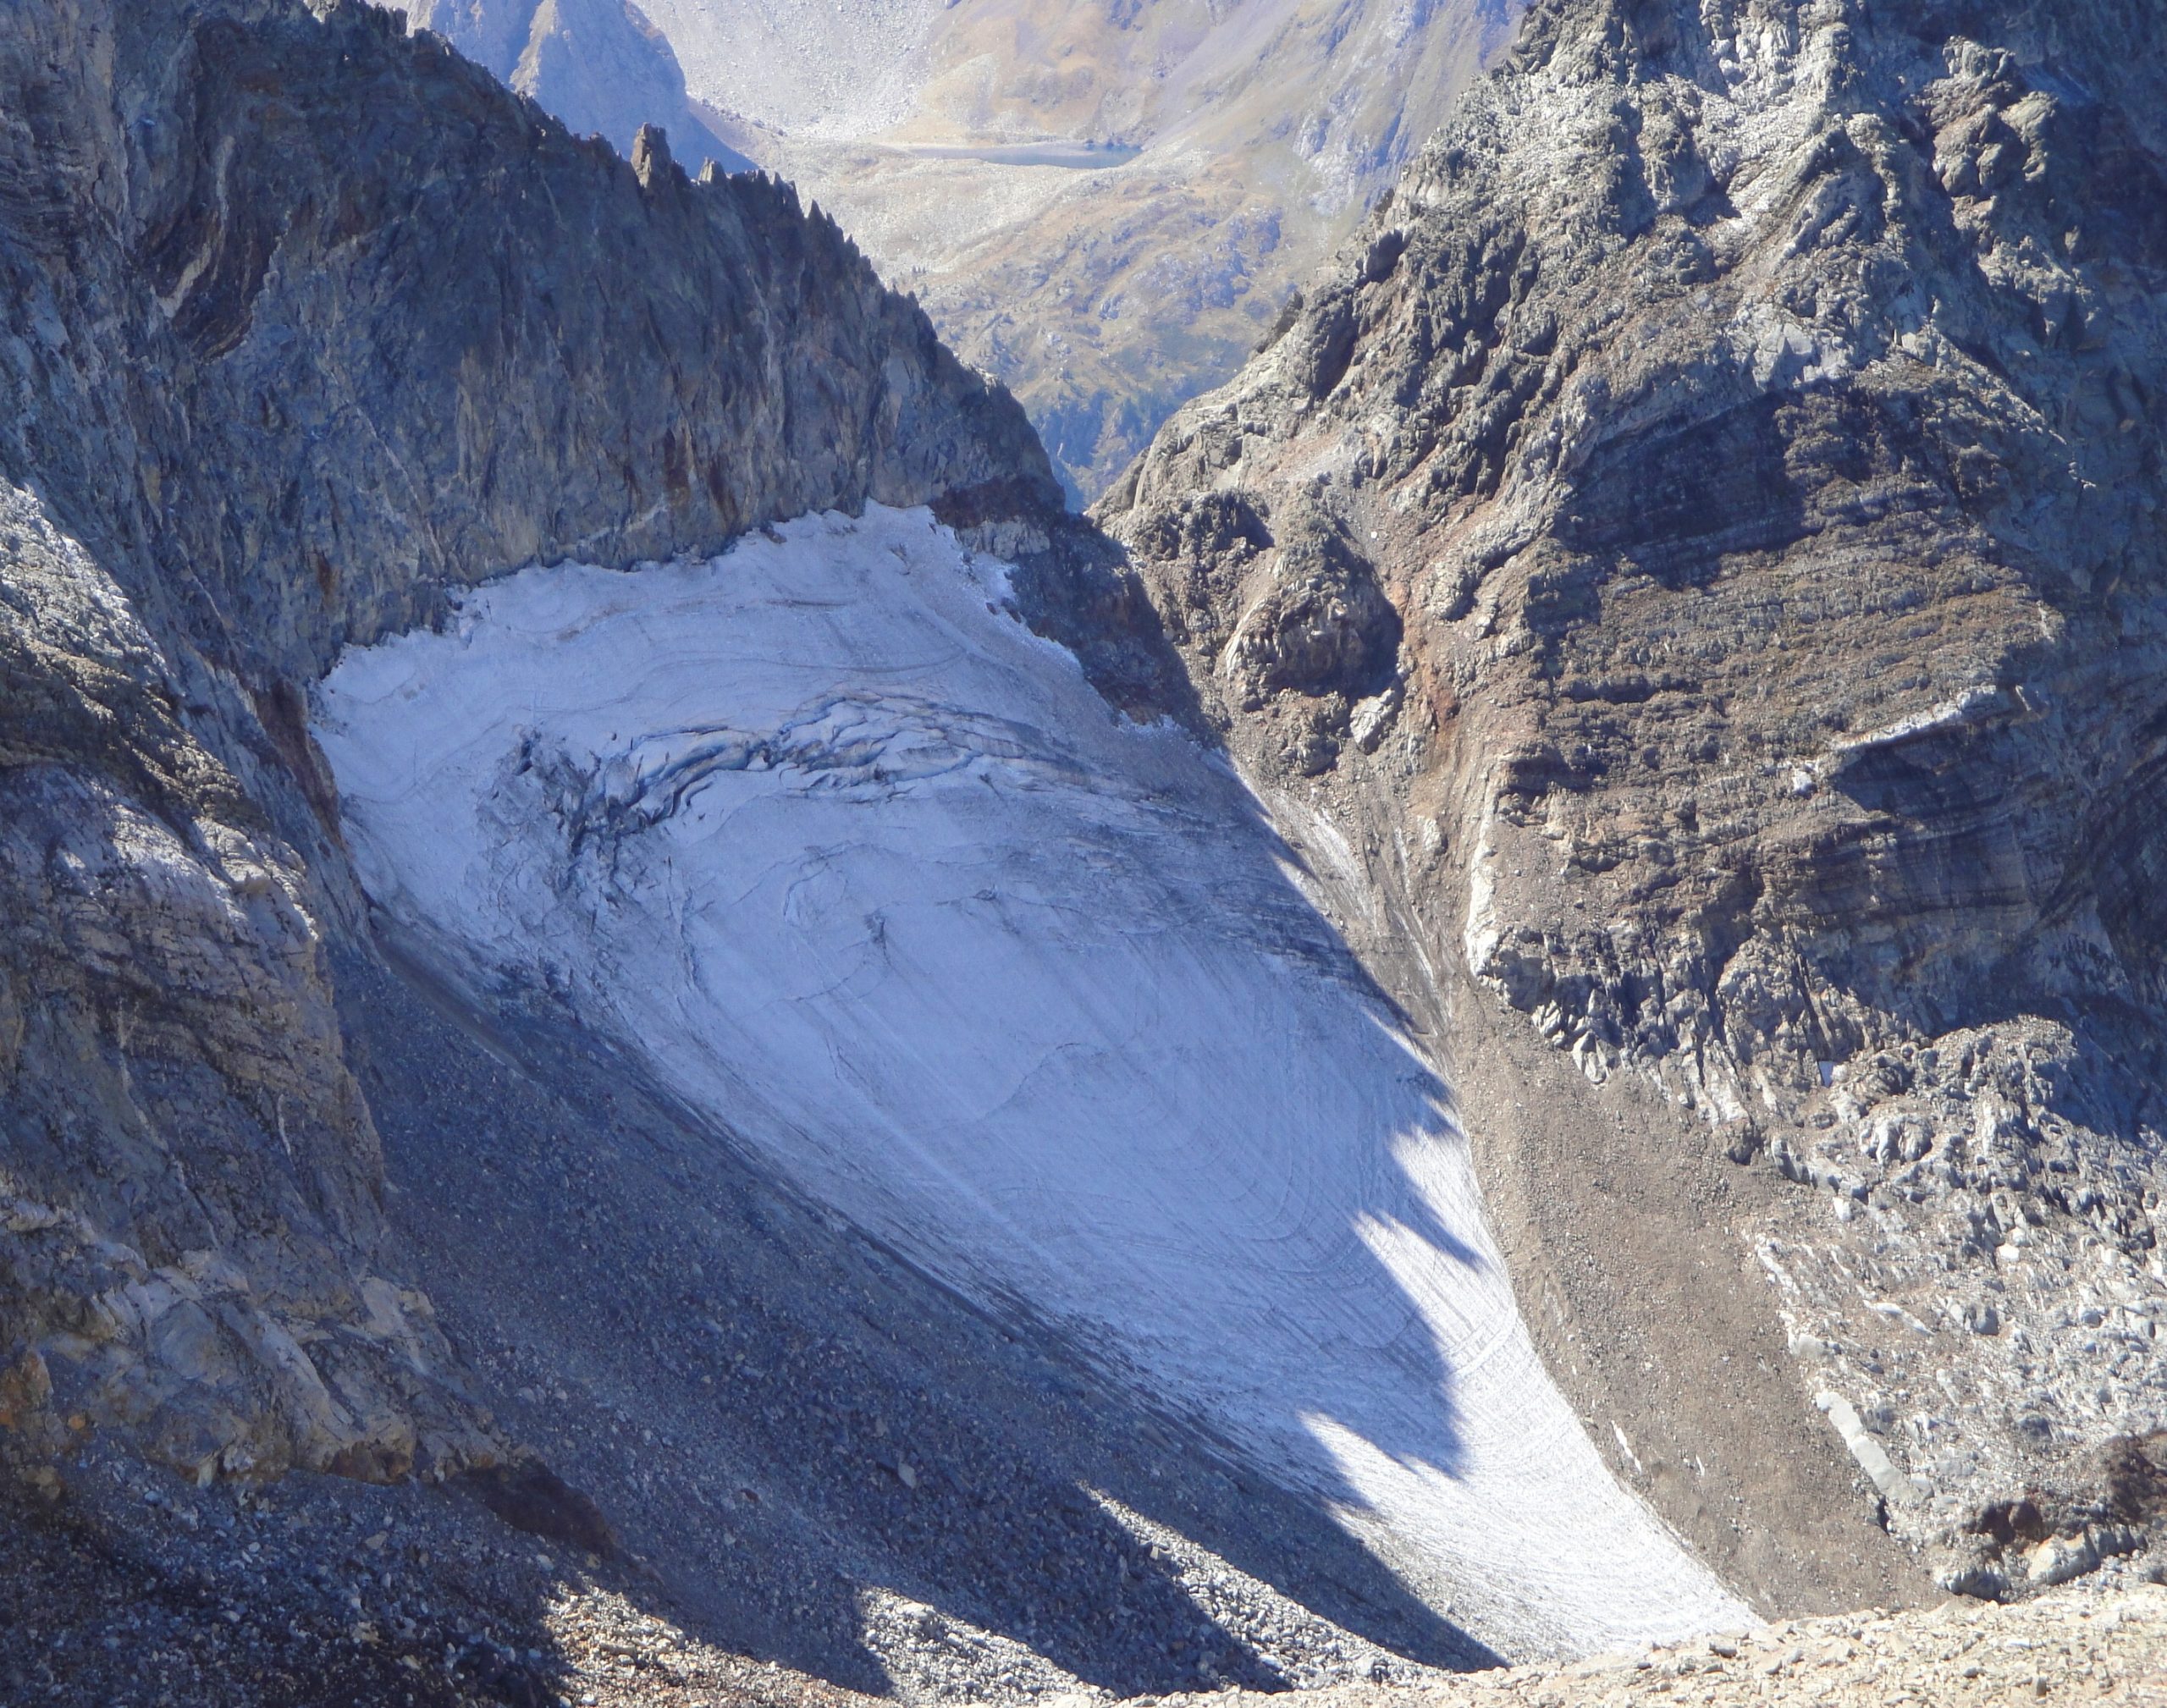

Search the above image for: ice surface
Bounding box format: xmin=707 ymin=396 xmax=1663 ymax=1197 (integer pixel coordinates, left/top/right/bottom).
xmin=313 ymin=505 xmax=1749 ymax=1658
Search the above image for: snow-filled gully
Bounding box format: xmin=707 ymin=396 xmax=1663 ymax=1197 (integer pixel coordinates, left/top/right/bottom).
xmin=312 ymin=505 xmax=1748 ymax=1660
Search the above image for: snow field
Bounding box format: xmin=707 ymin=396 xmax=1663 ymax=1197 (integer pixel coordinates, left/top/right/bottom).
xmin=312 ymin=504 xmax=1750 ymax=1659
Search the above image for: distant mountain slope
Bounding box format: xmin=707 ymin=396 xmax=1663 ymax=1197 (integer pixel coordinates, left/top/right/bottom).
xmin=402 ymin=0 xmax=753 ymax=169
xmin=451 ymin=0 xmax=1520 ymax=501
xmin=770 ymin=0 xmax=1525 ymax=502
xmin=636 ymin=0 xmax=948 ymax=138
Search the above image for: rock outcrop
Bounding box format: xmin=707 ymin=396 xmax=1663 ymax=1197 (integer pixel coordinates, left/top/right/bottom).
xmin=1145 ymin=1574 xmax=2167 ymax=1708
xmin=1104 ymin=0 xmax=2167 ymax=1609
xmin=12 ymin=0 xmax=2166 ymax=1669
xmin=0 ymin=0 xmax=1098 ymax=1495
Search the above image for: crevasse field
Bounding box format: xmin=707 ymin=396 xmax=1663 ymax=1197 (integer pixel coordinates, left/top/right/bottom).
xmin=312 ymin=505 xmax=1748 ymax=1658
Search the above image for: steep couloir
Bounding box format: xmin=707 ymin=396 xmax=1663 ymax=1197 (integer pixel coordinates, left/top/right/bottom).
xmin=1102 ymin=0 xmax=2167 ymax=1615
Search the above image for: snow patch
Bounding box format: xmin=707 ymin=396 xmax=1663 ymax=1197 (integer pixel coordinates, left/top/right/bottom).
xmin=313 ymin=504 xmax=1748 ymax=1658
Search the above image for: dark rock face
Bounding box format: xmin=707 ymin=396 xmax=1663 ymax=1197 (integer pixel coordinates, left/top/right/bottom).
xmin=0 ymin=478 xmax=457 ymax=1487
xmin=0 ymin=0 xmax=1082 ymax=1490
xmin=116 ymin=1 xmax=1056 ymax=691
xmin=1105 ymin=0 xmax=2167 ymax=1608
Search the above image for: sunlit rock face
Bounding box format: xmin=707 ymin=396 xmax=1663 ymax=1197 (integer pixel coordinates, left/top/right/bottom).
xmin=314 ymin=503 xmax=1748 ymax=1659
xmin=1102 ymin=0 xmax=2167 ymax=1614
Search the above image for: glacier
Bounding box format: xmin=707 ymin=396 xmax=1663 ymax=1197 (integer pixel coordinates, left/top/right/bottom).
xmin=312 ymin=504 xmax=1749 ymax=1659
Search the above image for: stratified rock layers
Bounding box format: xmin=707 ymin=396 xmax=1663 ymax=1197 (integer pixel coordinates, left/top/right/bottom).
xmin=1103 ymin=0 xmax=2167 ymax=1611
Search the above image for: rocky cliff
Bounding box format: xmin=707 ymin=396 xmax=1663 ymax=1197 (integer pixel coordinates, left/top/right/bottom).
xmin=0 ymin=0 xmax=1093 ymax=1498
xmin=1103 ymin=0 xmax=2167 ymax=1610
xmin=12 ymin=0 xmax=2167 ymax=1690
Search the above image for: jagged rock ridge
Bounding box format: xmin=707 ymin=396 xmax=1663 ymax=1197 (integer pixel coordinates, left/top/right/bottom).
xmin=1105 ymin=0 xmax=2167 ymax=1609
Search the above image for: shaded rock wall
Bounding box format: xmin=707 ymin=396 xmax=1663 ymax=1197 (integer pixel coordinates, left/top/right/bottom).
xmin=1104 ymin=0 xmax=2167 ymax=1610
xmin=0 ymin=0 xmax=1089 ymax=1492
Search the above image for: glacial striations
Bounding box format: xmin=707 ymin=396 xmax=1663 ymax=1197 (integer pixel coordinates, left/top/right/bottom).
xmin=0 ymin=0 xmax=1099 ymax=1496
xmin=1102 ymin=0 xmax=2167 ymax=1611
